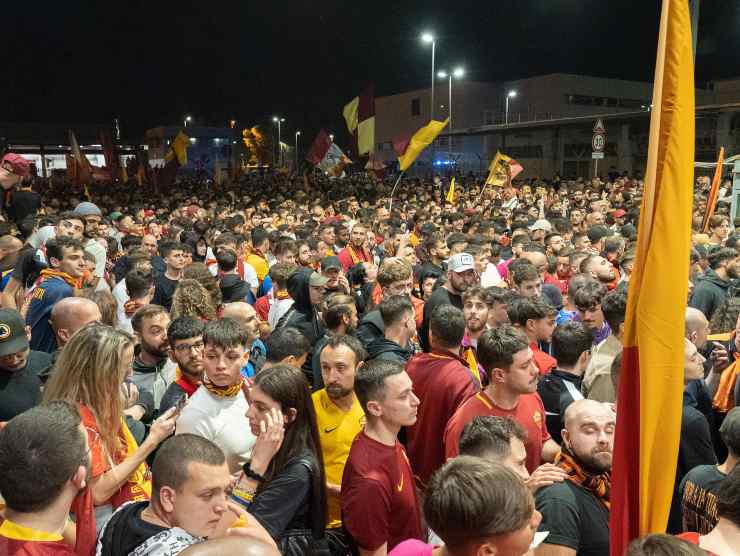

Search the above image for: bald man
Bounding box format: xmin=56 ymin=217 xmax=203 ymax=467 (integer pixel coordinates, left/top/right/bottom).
xmin=50 ymin=297 xmax=102 ymax=349
xmin=222 ymin=302 xmax=264 ymax=378
xmin=684 ymin=307 xmax=727 ymax=423
xmin=535 ymin=399 xmax=614 ymax=556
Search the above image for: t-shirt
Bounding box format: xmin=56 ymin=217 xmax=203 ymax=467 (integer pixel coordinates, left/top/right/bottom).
xmin=0 ymin=350 xmax=53 ymax=422
xmin=342 ymin=431 xmax=424 ymax=551
xmin=312 ymin=389 xmax=365 ymax=528
xmin=175 ymin=386 xmax=256 ymax=474
xmin=27 ymin=276 xmax=74 ymax=353
xmin=405 ymin=351 xmax=478 ymax=486
xmin=152 ymin=274 xmax=178 ymax=311
xmin=536 ymin=480 xmax=609 ymax=556
xmin=444 ymin=390 xmax=550 ymax=473
xmin=679 ymin=464 xmax=725 ymax=534
xmin=388 ymin=539 xmax=435 ymax=556
xmin=6 ymin=189 xmax=41 ymax=224
xmin=0 ymin=518 xmax=76 ymax=555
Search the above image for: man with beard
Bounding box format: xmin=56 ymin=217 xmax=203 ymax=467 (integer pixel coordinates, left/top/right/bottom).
xmin=689 ymin=247 xmax=739 ymax=320
xmin=580 ymin=254 xmax=617 ymax=288
xmin=313 ymin=335 xmax=367 ymax=533
xmin=461 ymin=286 xmax=492 ymax=380
xmin=74 ymin=202 xmax=107 ymax=290
xmin=406 ymin=305 xmax=480 ymax=486
xmin=0 ymin=401 xmax=90 ymax=556
xmin=311 ymin=293 xmax=358 ymax=389
xmin=535 ymin=399 xmax=614 ymax=556
xmin=159 ymin=317 xmax=206 ymax=414
xmin=131 ymin=305 xmax=176 ymax=409
xmin=338 ymin=222 xmax=372 ymax=273
xmin=420 ymin=253 xmax=479 ymax=352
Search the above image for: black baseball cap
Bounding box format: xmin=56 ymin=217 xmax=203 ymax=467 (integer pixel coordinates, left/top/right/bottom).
xmin=0 ymin=309 xmax=29 ymax=357
xmin=321 ymin=256 xmax=342 ymax=272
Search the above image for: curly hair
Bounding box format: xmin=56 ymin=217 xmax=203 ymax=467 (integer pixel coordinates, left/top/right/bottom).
xmin=709 ymin=296 xmax=740 ymax=334
xmin=171 ymin=278 xmax=218 ymax=321
xmin=183 ymin=261 xmax=224 ymax=309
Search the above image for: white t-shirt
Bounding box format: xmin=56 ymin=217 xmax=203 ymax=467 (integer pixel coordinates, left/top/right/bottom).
xmin=113 ymin=279 xmax=132 ymax=333
xmin=85 ymin=238 xmax=107 ymax=278
xmin=27 ymin=225 xmax=56 ymax=249
xmin=175 ymin=386 xmax=256 ymax=474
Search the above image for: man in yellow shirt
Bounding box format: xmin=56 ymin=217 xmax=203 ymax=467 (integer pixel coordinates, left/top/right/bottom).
xmin=312 ymin=334 xmax=367 ymax=529
xmin=245 ymin=227 xmax=270 ymax=283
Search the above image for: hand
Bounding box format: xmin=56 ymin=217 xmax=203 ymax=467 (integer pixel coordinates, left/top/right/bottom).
xmin=123 ymin=382 xmax=139 ymax=408
xmin=337 ymin=274 xmax=350 ymax=294
xmin=249 ymin=407 xmax=285 ymax=473
xmin=710 ymin=343 xmax=729 ymax=371
xmin=147 ymin=407 xmax=178 ymax=446
xmin=525 ymin=463 xmax=568 ymax=492
xmin=225 ymin=504 xmax=278 ymax=548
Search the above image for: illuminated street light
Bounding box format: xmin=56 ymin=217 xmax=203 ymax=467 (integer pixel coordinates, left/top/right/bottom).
xmin=272 ymin=116 xmax=285 ymax=166
xmin=437 ymin=66 xmax=466 ymax=165
xmin=505 ymin=90 xmax=517 ymax=125
xmin=184 ymin=115 xmax=193 ymax=127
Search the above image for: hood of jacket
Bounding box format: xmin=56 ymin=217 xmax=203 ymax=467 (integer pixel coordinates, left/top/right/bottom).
xmin=220 ymin=273 xmax=251 ymax=303
xmin=697 ymin=269 xmax=730 ymax=289
xmin=365 ymin=337 xmax=414 ymax=362
xmin=287 ymin=268 xmax=314 ymax=313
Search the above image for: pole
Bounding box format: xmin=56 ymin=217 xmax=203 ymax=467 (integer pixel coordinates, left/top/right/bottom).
xmin=277 ymin=120 xmax=282 ymax=167
xmin=594 ymin=158 xmax=599 ymax=179
xmin=388 ymin=171 xmax=406 ymax=212
xmin=295 ymin=133 xmax=298 ymax=169
xmin=448 ymin=74 xmax=453 ymax=169
xmin=689 ymin=0 xmax=700 ymax=61
xmin=430 ymin=40 xmax=436 ymax=172
xmin=505 ymin=96 xmax=509 ymax=125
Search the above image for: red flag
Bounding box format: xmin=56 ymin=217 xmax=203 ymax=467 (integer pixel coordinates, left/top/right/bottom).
xmin=392 ymin=133 xmax=412 ymax=158
xmin=701 ymin=146 xmax=725 ymax=232
xmin=305 ymin=130 xmax=332 ymax=166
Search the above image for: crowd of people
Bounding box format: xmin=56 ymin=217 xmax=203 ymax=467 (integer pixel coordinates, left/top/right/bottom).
xmin=0 ymin=151 xmax=739 ymax=556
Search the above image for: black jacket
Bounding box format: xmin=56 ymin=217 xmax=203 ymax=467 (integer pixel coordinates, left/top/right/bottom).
xmin=420 ymin=286 xmax=462 ymax=352
xmin=365 ymin=337 xmax=414 ymax=364
xmin=689 ymin=270 xmax=730 ymax=319
xmin=356 ymin=309 xmax=384 ymax=349
xmin=281 ymin=269 xmax=325 ymax=345
xmin=220 ymin=273 xmax=251 ymax=303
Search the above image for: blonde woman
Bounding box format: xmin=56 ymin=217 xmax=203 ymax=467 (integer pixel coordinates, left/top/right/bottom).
xmin=43 ymin=323 xmax=177 ymax=531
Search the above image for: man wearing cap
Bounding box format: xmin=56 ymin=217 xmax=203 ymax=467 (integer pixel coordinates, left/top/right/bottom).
xmin=529 ymin=219 xmax=552 ymax=245
xmin=74 ymin=202 xmax=108 ymax=290
xmin=0 ymin=154 xmax=31 ymax=216
xmin=420 ymin=253 xmax=479 ymax=352
xmin=586 ymin=225 xmax=612 ymax=256
xmin=5 ymin=169 xmax=40 ymax=226
xmin=321 ymin=256 xmax=350 ymax=295
xmin=337 ymin=222 xmax=372 ymax=273
xmin=0 ymin=308 xmax=53 ymax=422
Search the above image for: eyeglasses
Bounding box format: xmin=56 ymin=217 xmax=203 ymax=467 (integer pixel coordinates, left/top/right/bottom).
xmin=173 ymin=340 xmax=205 ymax=353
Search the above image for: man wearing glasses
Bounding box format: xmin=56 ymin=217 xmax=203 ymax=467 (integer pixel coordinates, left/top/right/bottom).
xmin=159 ymin=316 xmax=206 ymax=415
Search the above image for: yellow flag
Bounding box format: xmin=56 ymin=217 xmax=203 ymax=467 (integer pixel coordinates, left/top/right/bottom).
xmin=485 ymin=151 xmax=511 ymax=186
xmin=165 ymin=131 xmax=190 ymax=166
xmin=343 ymin=97 xmax=359 ymax=134
xmin=83 ymin=183 xmax=91 ymax=201
xmin=446 ymin=177 xmax=456 ymax=203
xmin=610 ymin=0 xmax=695 ymax=552
xmin=398 ymin=118 xmax=449 ymax=172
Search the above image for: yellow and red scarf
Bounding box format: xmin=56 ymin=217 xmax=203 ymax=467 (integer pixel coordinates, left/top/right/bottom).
xmin=39 ymin=268 xmax=82 ymax=290
xmin=556 ymin=449 xmax=611 ymax=510
xmin=203 ymin=375 xmax=244 ymax=398
xmin=347 ymin=244 xmax=371 ymax=266
xmin=175 ymin=366 xmax=200 ymax=397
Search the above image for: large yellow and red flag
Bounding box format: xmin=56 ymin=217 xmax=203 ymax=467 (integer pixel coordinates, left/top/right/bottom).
xmin=610 ymin=1 xmax=695 ymax=554
xmin=701 ymin=146 xmax=725 ymax=232
xmin=397 ymin=118 xmax=449 ymax=172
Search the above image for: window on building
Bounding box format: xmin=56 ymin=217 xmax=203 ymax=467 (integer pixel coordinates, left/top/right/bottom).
xmin=411 ymin=98 xmax=421 ymax=116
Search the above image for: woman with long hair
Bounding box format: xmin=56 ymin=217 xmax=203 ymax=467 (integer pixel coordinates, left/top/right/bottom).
xmin=43 ymin=324 xmax=177 ymax=530
xmin=232 ymin=364 xmax=327 ymax=550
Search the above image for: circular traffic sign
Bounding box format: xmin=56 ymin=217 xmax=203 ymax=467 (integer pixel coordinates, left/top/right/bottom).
xmin=592 ymin=133 xmax=606 ymax=152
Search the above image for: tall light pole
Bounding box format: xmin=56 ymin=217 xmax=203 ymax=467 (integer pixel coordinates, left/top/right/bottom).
xmin=437 ymin=67 xmax=465 ymax=167
xmin=184 ymin=115 xmax=192 ymax=128
xmin=272 ymin=116 xmax=284 ymax=167
xmin=421 ymin=32 xmax=436 ymax=121
xmin=295 ymin=130 xmax=301 ymax=169
xmin=505 ymin=90 xmax=517 ymax=125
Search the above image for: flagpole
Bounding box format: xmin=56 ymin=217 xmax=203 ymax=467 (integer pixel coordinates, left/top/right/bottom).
xmin=388 ymin=171 xmax=406 ymax=212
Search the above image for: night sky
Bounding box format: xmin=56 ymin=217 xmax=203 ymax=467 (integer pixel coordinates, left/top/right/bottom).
xmin=4 ymin=1 xmax=738 ymax=142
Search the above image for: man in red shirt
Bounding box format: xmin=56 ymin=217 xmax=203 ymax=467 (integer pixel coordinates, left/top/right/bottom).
xmin=342 ymin=359 xmax=424 ymax=555
xmin=406 ymin=304 xmax=479 ymax=486
xmin=510 ymin=296 xmax=557 ymax=375
xmin=338 ymin=222 xmax=372 ymax=273
xmin=0 ymin=400 xmax=90 ymax=555
xmin=444 ymin=325 xmax=561 ymax=475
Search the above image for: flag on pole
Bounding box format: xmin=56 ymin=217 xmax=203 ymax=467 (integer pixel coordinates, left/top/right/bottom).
xmin=100 ymin=130 xmax=121 ymax=181
xmin=484 ymin=151 xmax=523 ymax=187
xmin=446 ymin=177 xmax=456 ymax=204
xmin=701 ymin=146 xmax=725 ymax=232
xmin=397 ymin=118 xmax=449 ymax=172
xmin=159 ymin=131 xmax=190 ymax=187
xmin=609 ymin=1 xmax=695 ymax=554
xmin=69 ymin=130 xmax=92 ymax=186
xmin=343 ymin=85 xmax=375 ymax=155
xmin=306 ymin=130 xmax=352 ymax=178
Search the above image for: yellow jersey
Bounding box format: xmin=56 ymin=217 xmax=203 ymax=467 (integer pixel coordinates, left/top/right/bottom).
xmin=312 ymin=388 xmax=365 ymax=528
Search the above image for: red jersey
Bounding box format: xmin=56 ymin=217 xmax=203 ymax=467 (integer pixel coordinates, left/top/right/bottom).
xmin=337 ymin=245 xmax=371 ymax=273
xmin=253 ymin=294 xmax=271 ymax=322
xmin=530 ymin=342 xmax=557 ymax=375
xmin=0 ymin=519 xmax=76 ymax=555
xmin=341 ymin=431 xmax=424 ymax=551
xmin=444 ymin=390 xmax=550 ymax=473
xmin=405 ymin=350 xmax=479 ymax=486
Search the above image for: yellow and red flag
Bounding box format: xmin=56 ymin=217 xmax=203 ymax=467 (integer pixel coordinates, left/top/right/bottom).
xmin=484 ymin=151 xmax=523 ymax=187
xmin=701 ymin=146 xmax=725 ymax=232
xmin=610 ymin=1 xmax=695 ymax=554
xmin=68 ymin=130 xmax=92 ymax=186
xmin=397 ymin=118 xmax=449 ymax=172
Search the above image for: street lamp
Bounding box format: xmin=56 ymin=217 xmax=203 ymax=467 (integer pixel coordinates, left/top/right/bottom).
xmin=505 ymin=90 xmax=517 ymax=125
xmin=329 ymin=134 xmax=334 ymax=142
xmin=295 ymin=131 xmax=301 ymax=168
xmin=437 ymin=67 xmax=465 ymax=168
xmin=184 ymin=115 xmax=192 ymax=128
xmin=420 ymin=32 xmax=436 ymax=121
xmin=272 ymin=116 xmax=285 ymax=167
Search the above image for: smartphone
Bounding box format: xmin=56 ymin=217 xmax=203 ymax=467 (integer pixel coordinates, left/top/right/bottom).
xmin=175 ymin=393 xmax=188 ymax=414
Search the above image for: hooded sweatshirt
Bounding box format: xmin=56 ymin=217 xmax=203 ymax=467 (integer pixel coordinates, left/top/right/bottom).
xmin=365 ymin=337 xmax=414 ymax=364
xmin=219 ymin=273 xmax=251 ymax=303
xmin=131 ymin=346 xmax=176 ymax=411
xmin=689 ymin=269 xmax=731 ymax=320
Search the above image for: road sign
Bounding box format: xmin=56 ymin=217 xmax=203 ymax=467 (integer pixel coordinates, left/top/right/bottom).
xmin=593 ymin=119 xmax=606 ymax=133
xmin=592 ymin=152 xmax=605 ymax=159
xmin=592 ymin=133 xmax=606 ymax=152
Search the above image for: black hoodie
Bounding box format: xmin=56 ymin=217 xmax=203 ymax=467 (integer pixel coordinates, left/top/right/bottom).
xmin=365 ymin=337 xmax=414 ymax=364
xmin=282 ymin=269 xmax=325 ymax=344
xmin=219 ymin=273 xmax=251 ymax=303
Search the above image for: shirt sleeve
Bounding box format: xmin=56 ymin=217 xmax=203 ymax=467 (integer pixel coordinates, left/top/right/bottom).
xmin=85 ymin=242 xmax=106 ymax=278
xmin=248 ymin=459 xmax=312 ymax=540
xmin=536 ymin=487 xmax=581 ymax=551
xmin=342 ymin=476 xmax=392 ymax=551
